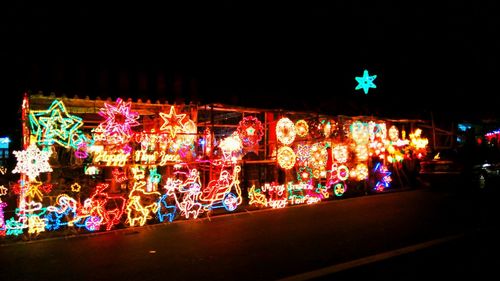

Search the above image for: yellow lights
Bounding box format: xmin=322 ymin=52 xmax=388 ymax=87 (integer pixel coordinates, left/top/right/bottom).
xmin=332 ymin=145 xmax=348 ymax=163
xmin=276 ymin=117 xmax=296 ymax=145
xmin=309 ymin=143 xmax=328 ymax=170
xmin=159 ymin=106 xmax=186 ymax=138
xmin=410 ymin=129 xmax=429 ymax=149
xmin=350 ymin=163 xmax=369 ymax=181
xmin=295 ymin=120 xmax=309 ymax=138
xmin=277 ymin=146 xmax=296 ymax=170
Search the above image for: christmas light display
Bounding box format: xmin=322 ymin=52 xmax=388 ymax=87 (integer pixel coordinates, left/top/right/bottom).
xmin=160 ymin=106 xmax=186 ymax=138
xmin=98 ymin=98 xmax=140 ymax=144
xmin=237 ymin=116 xmax=264 ymax=146
xmin=350 ymin=163 xmax=369 ymax=181
xmin=0 ymin=199 xmax=7 ymax=236
xmin=29 ymin=99 xmax=84 ymax=148
xmin=297 ymin=166 xmax=313 ymax=183
xmin=277 ymin=146 xmax=296 ymax=170
xmin=333 ymin=182 xmax=346 ymax=197
xmin=350 ymin=121 xmax=369 ymax=144
xmin=12 ymin=144 xmax=53 ymax=180
xmin=248 ymin=185 xmax=268 ymax=207
xmin=276 ymin=117 xmax=296 ymax=145
xmin=295 ymin=144 xmax=311 ymax=164
xmin=332 ymin=145 xmax=348 ymax=163
xmin=309 ymin=143 xmax=328 ymax=170
xmin=295 ymin=120 xmax=309 ymax=138
xmin=373 ymin=162 xmax=392 ymax=191
xmin=355 ymin=69 xmax=377 ymax=94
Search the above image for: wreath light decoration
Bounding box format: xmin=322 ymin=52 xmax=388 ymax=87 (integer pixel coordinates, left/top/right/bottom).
xmin=237 ymin=116 xmax=264 ymax=146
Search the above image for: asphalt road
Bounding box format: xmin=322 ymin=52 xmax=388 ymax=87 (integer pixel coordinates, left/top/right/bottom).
xmin=1 ymin=186 xmax=498 ymax=281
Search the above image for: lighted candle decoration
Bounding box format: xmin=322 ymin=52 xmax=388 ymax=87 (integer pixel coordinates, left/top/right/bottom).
xmin=276 ymin=117 xmax=296 ymax=145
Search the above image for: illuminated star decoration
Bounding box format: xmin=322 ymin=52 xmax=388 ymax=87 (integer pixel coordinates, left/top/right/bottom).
xmin=29 ymin=99 xmax=84 ymax=148
xmin=355 ymin=69 xmax=377 ymax=94
xmin=12 ymin=144 xmax=53 ymax=181
xmin=160 ymin=106 xmax=186 ymax=138
xmin=98 ymin=98 xmax=140 ymax=143
xmin=71 ymin=183 xmax=81 ymax=193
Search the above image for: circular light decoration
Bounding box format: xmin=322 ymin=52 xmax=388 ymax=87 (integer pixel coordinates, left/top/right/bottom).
xmin=277 ymin=146 xmax=296 ymax=170
xmin=276 ymin=118 xmax=296 ymax=145
xmin=296 ymin=166 xmax=313 ymax=183
xmin=312 ymin=167 xmax=326 ymax=179
xmin=337 ymin=165 xmax=349 ymax=181
xmin=309 ymin=143 xmax=328 ymax=170
xmin=332 ymin=145 xmax=348 ymax=163
xmin=295 ymin=120 xmax=309 ymax=138
xmin=237 ymin=116 xmax=264 ymax=146
xmin=333 ymin=182 xmax=347 ymax=197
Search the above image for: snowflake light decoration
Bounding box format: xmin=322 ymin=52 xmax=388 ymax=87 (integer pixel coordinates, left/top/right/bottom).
xmin=98 ymin=98 xmax=140 ymax=143
xmin=355 ymin=69 xmax=377 ymax=94
xmin=12 ymin=144 xmax=52 ymax=180
xmin=160 ymin=106 xmax=186 ymax=138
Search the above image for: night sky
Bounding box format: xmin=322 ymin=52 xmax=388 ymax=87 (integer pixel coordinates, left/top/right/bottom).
xmin=1 ymin=1 xmax=499 ymax=136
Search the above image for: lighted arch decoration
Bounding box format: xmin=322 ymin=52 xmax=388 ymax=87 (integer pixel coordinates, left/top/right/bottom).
xmin=237 ymin=116 xmax=264 ymax=146
xmin=276 ymin=118 xmax=296 ymax=145
xmin=277 ymin=146 xmax=296 ymax=170
xmin=160 ymin=106 xmax=187 ymax=139
xmin=98 ymin=98 xmax=140 ymax=144
xmin=295 ymin=120 xmax=309 ymax=138
xmin=29 ymin=99 xmax=84 ymax=148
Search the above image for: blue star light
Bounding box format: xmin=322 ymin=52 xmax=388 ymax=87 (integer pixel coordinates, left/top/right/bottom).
xmin=355 ymin=69 xmax=377 ymax=94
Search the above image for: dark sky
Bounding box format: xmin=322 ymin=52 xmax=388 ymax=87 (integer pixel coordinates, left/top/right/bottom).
xmin=1 ymin=1 xmax=499 ymax=135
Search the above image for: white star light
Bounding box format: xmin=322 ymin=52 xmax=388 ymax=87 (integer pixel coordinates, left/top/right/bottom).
xmin=12 ymin=144 xmax=52 ymax=180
